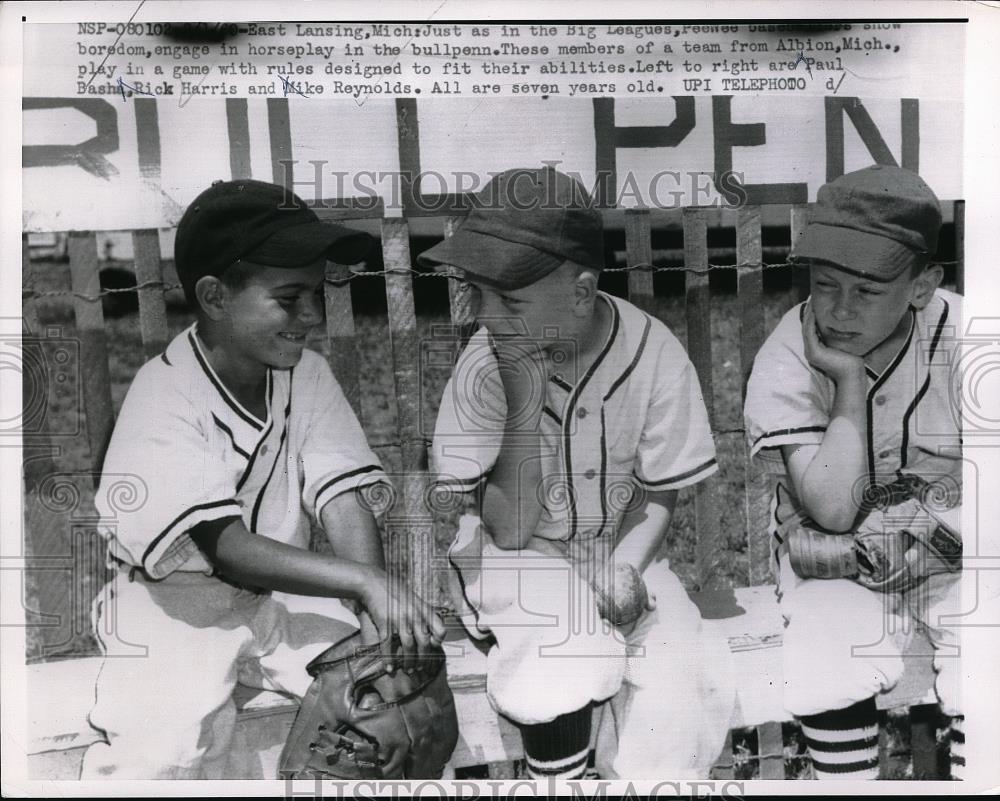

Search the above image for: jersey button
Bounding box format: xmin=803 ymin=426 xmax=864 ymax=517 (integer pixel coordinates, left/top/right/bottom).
xmin=584 ymin=469 xmax=596 ymax=480
xmin=875 ymin=395 xmax=887 ymax=406
xmin=577 ymin=407 xmax=588 ymax=419
xmin=878 ymin=449 xmax=891 ymax=459
xmin=260 ymin=444 xmax=269 ymax=456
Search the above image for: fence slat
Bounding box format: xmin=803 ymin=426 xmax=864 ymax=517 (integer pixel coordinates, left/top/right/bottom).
xmin=131 ymin=229 xmax=169 ymax=360
xmin=22 ymin=235 xmax=57 ymax=491
xmin=757 ymin=721 xmax=785 ymax=779
xmin=380 ymin=219 xmax=433 ymax=603
xmin=683 ymin=209 xmax=721 ymax=590
xmin=443 ymin=217 xmax=474 ymax=327
xmin=789 ymin=205 xmax=811 ymax=303
xmin=736 ymin=207 xmax=772 ymax=587
xmin=323 ymin=263 xmax=363 ymax=423
xmin=68 ymin=232 xmax=115 ymax=483
xmin=22 ymin=235 xmax=72 ymax=658
xmin=909 ymin=704 xmax=940 ymax=778
xmin=682 ymin=210 xmax=715 ymax=427
xmin=624 ymin=209 xmax=655 ymax=316
xmin=954 ymin=199 xmax=964 ymax=296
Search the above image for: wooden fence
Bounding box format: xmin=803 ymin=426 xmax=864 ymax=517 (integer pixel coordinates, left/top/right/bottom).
xmin=21 ymin=199 xmax=965 ymax=779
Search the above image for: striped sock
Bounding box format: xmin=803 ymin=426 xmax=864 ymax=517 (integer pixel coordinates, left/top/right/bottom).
xmin=949 ymin=716 xmax=965 ymax=780
xmin=800 ymin=697 xmax=880 ymax=780
xmin=520 ymin=706 xmax=591 ymax=780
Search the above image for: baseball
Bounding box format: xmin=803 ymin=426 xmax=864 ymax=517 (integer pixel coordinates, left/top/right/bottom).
xmin=594 ymin=563 xmax=650 ymax=627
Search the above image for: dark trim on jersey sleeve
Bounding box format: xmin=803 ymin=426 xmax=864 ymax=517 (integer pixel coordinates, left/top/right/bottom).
xmin=314 ymin=464 xmax=384 ymax=513
xmin=188 ymin=329 xmax=266 ymax=431
xmin=634 ymin=456 xmax=718 ymax=490
xmin=211 ymin=414 xmax=251 ymax=461
xmin=899 ymin=299 xmax=949 ymax=469
xmin=141 ymin=499 xmax=243 ymax=574
xmin=752 ymin=425 xmax=828 ymax=450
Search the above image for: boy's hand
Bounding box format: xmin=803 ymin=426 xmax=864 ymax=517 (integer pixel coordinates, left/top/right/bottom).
xmin=493 ymin=339 xmax=551 ymax=430
xmin=578 ymin=553 xmax=656 ymax=632
xmin=801 ymin=303 xmax=866 ymax=384
xmin=361 ymin=573 xmax=446 ymax=673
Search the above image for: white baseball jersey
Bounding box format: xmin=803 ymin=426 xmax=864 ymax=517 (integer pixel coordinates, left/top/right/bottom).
xmin=432 ymin=294 xmax=733 ymax=775
xmin=432 ymin=291 xmax=718 ymax=543
xmin=744 ymin=289 xmax=962 ymax=562
xmin=97 ymin=324 xmax=386 ymax=579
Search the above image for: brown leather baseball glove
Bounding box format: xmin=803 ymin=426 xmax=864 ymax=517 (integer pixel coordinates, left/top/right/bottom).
xmin=279 ymin=633 xmax=459 ymax=780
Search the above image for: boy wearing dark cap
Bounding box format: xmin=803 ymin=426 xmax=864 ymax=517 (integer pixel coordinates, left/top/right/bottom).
xmin=745 ymin=165 xmax=964 ymax=779
xmin=81 ymin=180 xmax=444 ymax=779
xmin=419 ymin=167 xmax=735 ymax=779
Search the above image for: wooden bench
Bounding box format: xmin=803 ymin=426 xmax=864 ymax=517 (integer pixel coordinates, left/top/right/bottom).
xmin=20 ymin=199 xmax=963 ymax=780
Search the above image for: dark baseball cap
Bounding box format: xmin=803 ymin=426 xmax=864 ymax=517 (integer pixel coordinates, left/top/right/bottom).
xmin=416 ymin=167 xmax=604 ymax=290
xmin=175 ymin=179 xmax=372 ymax=301
xmin=792 ymin=165 xmax=942 ymax=282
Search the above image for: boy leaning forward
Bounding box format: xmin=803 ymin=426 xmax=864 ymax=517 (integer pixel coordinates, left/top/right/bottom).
xmin=419 ymin=167 xmax=735 ymax=780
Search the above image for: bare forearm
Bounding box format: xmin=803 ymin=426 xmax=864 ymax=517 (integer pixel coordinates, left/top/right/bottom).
xmin=613 ymin=490 xmax=677 ymax=572
xmin=320 ymin=489 xmax=385 ymax=569
xmin=482 ymin=430 xmax=543 ymax=549
xmin=798 ymin=370 xmax=868 ymax=531
xmin=194 ymin=518 xmax=375 ymax=600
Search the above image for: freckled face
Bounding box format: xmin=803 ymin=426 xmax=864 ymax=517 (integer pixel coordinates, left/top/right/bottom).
xmin=219 ymin=260 xmax=326 ymax=371
xmin=808 ymin=262 xmax=916 ymax=358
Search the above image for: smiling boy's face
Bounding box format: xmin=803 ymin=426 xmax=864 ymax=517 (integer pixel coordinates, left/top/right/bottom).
xmin=808 ymin=261 xmax=929 ymax=359
xmin=213 ymin=259 xmax=327 ymax=372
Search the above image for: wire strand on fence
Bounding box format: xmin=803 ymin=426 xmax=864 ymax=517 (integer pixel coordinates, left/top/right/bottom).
xmin=20 ymin=258 xmax=963 ymax=302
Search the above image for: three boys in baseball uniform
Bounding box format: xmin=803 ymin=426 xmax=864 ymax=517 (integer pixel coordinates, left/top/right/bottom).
xmin=744 ymin=165 xmax=964 ymax=779
xmin=419 ymin=167 xmax=736 ymax=779
xmin=82 ymin=180 xmax=445 ymax=779
xmin=88 ymin=162 xmax=961 ymax=781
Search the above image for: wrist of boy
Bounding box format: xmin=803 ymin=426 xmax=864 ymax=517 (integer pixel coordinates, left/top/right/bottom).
xmin=345 ymin=564 xmax=382 ymax=613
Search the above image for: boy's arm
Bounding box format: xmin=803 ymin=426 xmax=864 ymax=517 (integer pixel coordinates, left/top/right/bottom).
xmin=480 ymin=343 xmax=549 ymax=550
xmin=582 ymin=489 xmax=676 ymax=629
xmin=191 ymin=512 xmax=444 ymax=671
xmin=318 ymin=489 xmax=445 ymax=666
xmin=612 ymin=489 xmax=678 ymax=575
xmin=782 ymin=303 xmax=868 ymax=532
xmin=191 ymin=516 xmax=375 ymax=601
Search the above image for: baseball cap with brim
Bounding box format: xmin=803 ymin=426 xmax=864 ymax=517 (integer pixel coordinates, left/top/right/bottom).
xmin=239 ymin=220 xmax=372 ymax=268
xmin=792 ymin=222 xmax=920 ymax=283
xmin=418 ymin=223 xmax=567 ymax=291
xmin=417 ymin=166 xmax=604 ymax=291
xmin=175 ymin=179 xmax=372 ymax=303
xmin=791 ymin=164 xmax=941 ymax=283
